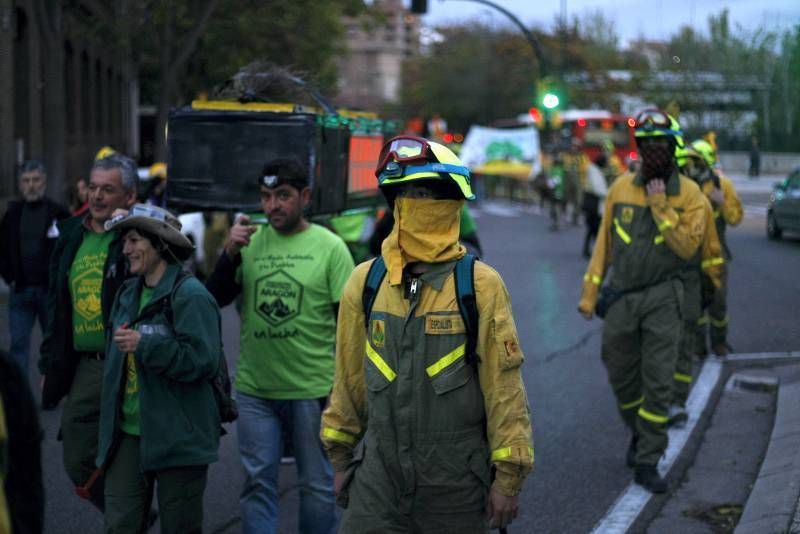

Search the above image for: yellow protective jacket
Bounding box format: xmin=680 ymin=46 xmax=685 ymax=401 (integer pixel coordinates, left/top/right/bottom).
xmin=579 ymin=171 xmax=708 ymax=314
xmin=562 ymin=151 xmax=590 ymax=189
xmin=702 ymin=174 xmax=743 ymax=259
xmin=321 ymin=259 xmax=534 ymax=496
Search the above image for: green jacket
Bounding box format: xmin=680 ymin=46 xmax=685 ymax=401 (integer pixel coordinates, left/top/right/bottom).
xmin=96 ymin=264 xmax=221 ymax=471
xmin=39 ymin=215 xmax=129 ymax=407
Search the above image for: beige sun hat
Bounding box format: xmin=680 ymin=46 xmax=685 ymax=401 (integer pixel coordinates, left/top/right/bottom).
xmin=105 ymin=203 xmax=193 ymax=251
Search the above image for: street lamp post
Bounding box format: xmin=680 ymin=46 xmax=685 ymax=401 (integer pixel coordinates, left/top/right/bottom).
xmin=436 ymin=0 xmax=556 ymax=151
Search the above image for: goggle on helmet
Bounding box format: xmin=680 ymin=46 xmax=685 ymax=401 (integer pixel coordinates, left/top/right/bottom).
xmin=375 ymin=136 xmax=475 ymax=201
xmin=634 ymin=109 xmax=685 ymax=148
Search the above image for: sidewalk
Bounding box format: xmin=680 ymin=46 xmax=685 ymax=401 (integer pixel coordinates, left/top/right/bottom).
xmin=725 ymin=172 xmax=784 ymax=194
xmin=643 ymin=354 xmax=800 ymax=534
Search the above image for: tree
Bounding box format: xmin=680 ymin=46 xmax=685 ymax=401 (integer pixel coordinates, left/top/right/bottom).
xmin=145 ymin=0 xmax=221 ymax=162
xmin=401 ymin=24 xmax=538 ymax=131
xmin=131 ymin=0 xmax=363 ymax=160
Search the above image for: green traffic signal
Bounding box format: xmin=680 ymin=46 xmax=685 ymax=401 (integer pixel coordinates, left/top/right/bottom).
xmin=542 ymin=93 xmax=560 ymax=110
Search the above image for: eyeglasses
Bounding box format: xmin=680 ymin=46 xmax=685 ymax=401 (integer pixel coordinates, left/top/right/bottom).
xmin=635 ymin=109 xmax=671 ymax=131
xmin=375 ymin=136 xmax=435 ymax=178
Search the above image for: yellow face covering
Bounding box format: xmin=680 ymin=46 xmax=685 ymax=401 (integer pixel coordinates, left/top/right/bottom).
xmin=381 ymin=197 xmax=466 ymax=286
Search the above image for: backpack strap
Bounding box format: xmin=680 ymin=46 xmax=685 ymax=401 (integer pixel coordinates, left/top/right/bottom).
xmin=454 ymin=254 xmax=479 ymax=364
xmin=362 ymin=256 xmax=387 ymax=330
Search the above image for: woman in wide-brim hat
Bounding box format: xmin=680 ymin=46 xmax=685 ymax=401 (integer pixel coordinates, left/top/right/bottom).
xmin=96 ymin=204 xmax=222 ymax=533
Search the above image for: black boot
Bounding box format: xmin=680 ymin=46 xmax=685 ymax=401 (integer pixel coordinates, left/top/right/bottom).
xmin=634 ymin=464 xmax=667 ymax=493
xmin=626 ymin=434 xmax=638 ymax=468
xmin=668 ymin=404 xmax=688 ymax=428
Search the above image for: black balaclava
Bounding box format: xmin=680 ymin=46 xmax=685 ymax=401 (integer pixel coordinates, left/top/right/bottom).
xmin=638 ymin=137 xmax=676 ymax=182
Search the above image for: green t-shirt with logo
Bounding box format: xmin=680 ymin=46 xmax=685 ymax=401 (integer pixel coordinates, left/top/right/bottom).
xmin=70 ymin=231 xmax=115 ymax=352
xmin=236 ymin=224 xmax=354 ymax=399
xmin=119 ymin=286 xmax=154 ymax=436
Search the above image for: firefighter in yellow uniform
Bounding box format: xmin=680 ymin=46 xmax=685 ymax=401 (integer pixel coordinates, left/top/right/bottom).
xmin=601 ymin=140 xmax=625 ymax=185
xmin=668 ymin=146 xmax=726 ymax=426
xmin=321 ymin=136 xmax=533 ymax=532
xmin=562 ymin=138 xmax=590 ymax=224
xmin=691 ymin=140 xmax=743 ymax=356
xmin=578 ymin=110 xmax=707 ymax=493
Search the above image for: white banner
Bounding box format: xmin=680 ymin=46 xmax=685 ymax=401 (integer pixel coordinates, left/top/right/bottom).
xmin=460 ymin=125 xmax=541 ymax=178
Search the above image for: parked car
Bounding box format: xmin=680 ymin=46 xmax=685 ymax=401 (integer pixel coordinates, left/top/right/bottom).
xmin=767 ymin=168 xmax=800 ymax=240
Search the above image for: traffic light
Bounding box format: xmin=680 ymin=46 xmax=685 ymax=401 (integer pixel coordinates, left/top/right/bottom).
xmin=537 ymin=78 xmax=563 ymax=111
xmin=542 ymin=92 xmax=559 ymax=110
xmin=411 ymin=0 xmax=427 ymax=14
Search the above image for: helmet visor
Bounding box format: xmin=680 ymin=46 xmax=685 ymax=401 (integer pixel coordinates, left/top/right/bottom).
xmin=376 ymin=136 xmax=434 ymax=177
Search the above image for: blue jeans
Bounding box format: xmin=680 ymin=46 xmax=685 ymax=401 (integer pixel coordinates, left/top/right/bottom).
xmin=8 ymin=285 xmax=48 ymax=371
xmin=237 ymin=392 xmax=336 ymax=534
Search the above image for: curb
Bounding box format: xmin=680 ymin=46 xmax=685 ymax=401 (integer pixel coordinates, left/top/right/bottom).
xmin=735 ymin=380 xmax=800 ymax=533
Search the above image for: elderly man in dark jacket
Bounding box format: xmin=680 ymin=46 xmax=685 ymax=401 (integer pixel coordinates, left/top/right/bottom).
xmin=39 ymin=154 xmax=137 ymax=511
xmin=0 ymin=161 xmax=69 ymax=372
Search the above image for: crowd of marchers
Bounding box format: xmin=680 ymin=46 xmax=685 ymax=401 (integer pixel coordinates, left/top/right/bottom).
xmin=0 ymin=107 xmax=742 ymax=532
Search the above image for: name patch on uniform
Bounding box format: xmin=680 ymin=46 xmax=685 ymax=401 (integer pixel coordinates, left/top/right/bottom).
xmin=425 ymin=315 xmax=465 ymax=335
xmin=371 ymin=320 xmax=385 ymax=348
xmin=621 ymin=206 xmax=634 ymax=224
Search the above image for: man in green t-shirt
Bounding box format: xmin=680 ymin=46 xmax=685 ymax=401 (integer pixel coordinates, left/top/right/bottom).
xmin=40 ymin=153 xmax=138 ymax=511
xmin=206 ymin=158 xmax=354 ymax=533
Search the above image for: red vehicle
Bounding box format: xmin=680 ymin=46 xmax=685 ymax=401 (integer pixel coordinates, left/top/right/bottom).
xmin=557 ymin=110 xmax=637 ymax=166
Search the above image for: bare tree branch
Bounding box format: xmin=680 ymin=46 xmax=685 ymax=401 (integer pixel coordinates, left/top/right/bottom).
xmin=169 ymin=0 xmax=220 ymax=73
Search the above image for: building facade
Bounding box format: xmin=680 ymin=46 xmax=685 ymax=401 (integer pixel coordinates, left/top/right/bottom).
xmin=335 ymin=0 xmax=420 ymax=111
xmin=0 ymin=0 xmax=137 ymax=204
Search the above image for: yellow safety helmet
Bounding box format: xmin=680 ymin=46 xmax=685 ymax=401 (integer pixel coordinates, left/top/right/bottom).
xmin=691 ymin=139 xmax=717 ymax=168
xmin=674 ymin=145 xmax=703 ymax=168
xmin=375 ymin=136 xmax=474 ymax=201
xmin=149 ymin=162 xmax=167 ymax=181
xmin=95 ymin=145 xmax=117 ymax=161
xmin=633 ymin=109 xmax=684 ymax=148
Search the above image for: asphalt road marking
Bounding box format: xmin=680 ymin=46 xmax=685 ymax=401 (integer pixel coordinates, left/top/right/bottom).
xmin=590 ymin=358 xmax=724 ymax=534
